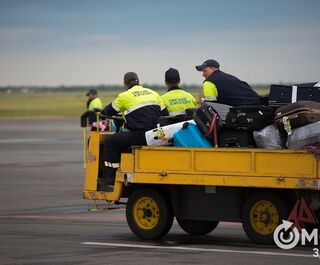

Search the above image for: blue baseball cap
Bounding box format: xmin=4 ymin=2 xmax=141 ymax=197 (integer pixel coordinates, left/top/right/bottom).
xmin=196 ymin=59 xmax=220 ymax=71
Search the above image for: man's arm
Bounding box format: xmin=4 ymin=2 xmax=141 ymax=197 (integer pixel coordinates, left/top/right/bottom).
xmin=161 ymin=107 xmax=169 ymax=116
xmin=203 ymin=81 xmax=218 ymax=101
xmin=158 ymin=93 xmax=169 ymax=116
xmin=101 ymin=93 xmax=123 ymax=117
xmin=101 ymin=103 xmax=119 ymax=117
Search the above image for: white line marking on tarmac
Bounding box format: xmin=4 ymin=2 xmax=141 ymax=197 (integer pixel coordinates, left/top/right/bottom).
xmin=82 ymin=242 xmax=312 ymax=258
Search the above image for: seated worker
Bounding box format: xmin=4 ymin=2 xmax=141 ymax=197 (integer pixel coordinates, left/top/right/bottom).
xmin=99 ymin=72 xmax=168 ymax=191
xmin=195 ymin=59 xmax=260 ymax=106
xmin=161 ymin=68 xmax=197 ymax=116
xmin=85 ymin=89 xmax=103 ymax=125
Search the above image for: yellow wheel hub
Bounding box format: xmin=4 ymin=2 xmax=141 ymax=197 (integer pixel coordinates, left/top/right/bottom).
xmin=133 ymin=196 xmax=160 ymax=230
xmin=250 ymin=200 xmax=279 ymax=235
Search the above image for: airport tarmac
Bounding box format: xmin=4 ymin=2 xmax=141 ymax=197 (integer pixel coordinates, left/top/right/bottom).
xmin=0 ymin=119 xmax=317 ymax=264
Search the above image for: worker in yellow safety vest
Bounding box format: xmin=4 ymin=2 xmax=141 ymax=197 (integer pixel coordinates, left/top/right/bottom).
xmin=161 ymin=68 xmax=196 ymax=116
xmin=99 ymin=72 xmax=168 ymax=191
xmin=85 ymin=89 xmax=103 ymax=125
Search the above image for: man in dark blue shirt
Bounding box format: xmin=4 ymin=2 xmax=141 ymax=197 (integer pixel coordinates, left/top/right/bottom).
xmin=195 ymin=59 xmax=260 ymax=106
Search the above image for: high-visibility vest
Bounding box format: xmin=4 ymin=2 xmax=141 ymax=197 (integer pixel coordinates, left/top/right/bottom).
xmin=111 ymin=85 xmax=165 ymax=130
xmin=88 ymin=97 xmax=103 ymax=110
xmin=161 ymin=88 xmax=196 ymax=116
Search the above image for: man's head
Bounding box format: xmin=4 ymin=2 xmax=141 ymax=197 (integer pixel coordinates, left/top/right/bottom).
xmin=86 ymin=89 xmax=98 ymax=100
xmin=165 ymin=68 xmax=180 ymax=87
xmin=124 ymin=72 xmax=139 ymax=89
xmin=195 ymin=59 xmax=220 ymax=78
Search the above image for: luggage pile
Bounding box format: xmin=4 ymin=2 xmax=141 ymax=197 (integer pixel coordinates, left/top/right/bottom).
xmin=145 ymin=82 xmax=320 ymax=150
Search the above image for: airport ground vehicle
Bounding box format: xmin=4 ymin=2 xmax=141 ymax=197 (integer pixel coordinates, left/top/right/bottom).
xmin=83 ymin=119 xmax=320 ymax=244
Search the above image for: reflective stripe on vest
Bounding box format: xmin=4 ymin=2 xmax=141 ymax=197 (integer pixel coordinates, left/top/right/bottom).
xmin=112 ymin=85 xmax=164 ymax=115
xmin=112 ymin=101 xmax=120 ymax=112
xmin=169 ymin=110 xmax=186 ymax=116
xmin=160 ymin=105 xmax=166 ymax=111
xmin=123 ymin=101 xmax=160 ymax=116
xmin=203 ymin=96 xmax=217 ymax=102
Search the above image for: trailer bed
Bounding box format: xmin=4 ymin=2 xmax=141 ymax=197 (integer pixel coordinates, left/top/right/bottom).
xmin=120 ymin=147 xmax=320 ymax=190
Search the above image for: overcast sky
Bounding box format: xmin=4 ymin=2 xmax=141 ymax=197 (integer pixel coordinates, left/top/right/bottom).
xmin=0 ymin=0 xmax=319 ymax=86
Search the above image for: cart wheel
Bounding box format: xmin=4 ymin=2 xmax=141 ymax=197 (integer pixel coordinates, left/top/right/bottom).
xmin=242 ymin=191 xmax=290 ymax=244
xmin=176 ymin=219 xmax=219 ymax=235
xmin=126 ymin=188 xmax=174 ymax=240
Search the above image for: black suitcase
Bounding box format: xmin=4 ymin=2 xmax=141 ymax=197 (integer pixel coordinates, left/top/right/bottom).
xmin=219 ymin=130 xmax=256 ymax=148
xmin=157 ymin=115 xmax=193 ymax=126
xmin=225 ymin=106 xmax=275 ymax=131
xmin=274 ymin=101 xmax=320 ymax=132
xmin=295 ymin=82 xmax=319 ymax=87
xmin=202 ymin=102 xmax=231 ymax=124
xmin=269 ymin=84 xmax=320 ymax=108
xmin=193 ymin=103 xmax=221 ymax=135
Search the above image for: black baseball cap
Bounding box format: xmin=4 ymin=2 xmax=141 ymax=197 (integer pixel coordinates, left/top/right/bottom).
xmin=86 ymin=89 xmax=97 ymax=96
xmin=124 ymin=72 xmax=139 ymax=84
xmin=195 ymin=59 xmax=220 ymax=71
xmin=165 ymin=68 xmax=180 ymax=83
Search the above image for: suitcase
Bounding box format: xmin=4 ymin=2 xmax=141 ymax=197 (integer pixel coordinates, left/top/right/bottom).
xmin=286 ymin=121 xmax=320 ymax=149
xmin=202 ymin=102 xmax=231 ymax=124
xmin=296 ymin=82 xmax=319 ymax=87
xmin=157 ymin=115 xmax=193 ymax=126
xmin=146 ymin=120 xmax=196 ymax=146
xmin=193 ymin=103 xmax=221 ymax=135
xmin=173 ymin=123 xmax=213 ymax=148
xmin=218 ymin=130 xmax=256 ymax=148
xmin=269 ymin=84 xmax=320 ymax=107
xmin=253 ymin=125 xmax=286 ymax=149
xmin=225 ymin=106 xmax=275 ymax=131
xmin=274 ymin=101 xmax=320 ymax=133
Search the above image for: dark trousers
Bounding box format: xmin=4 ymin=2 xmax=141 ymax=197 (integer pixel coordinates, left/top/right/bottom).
xmin=102 ymin=131 xmax=147 ymax=185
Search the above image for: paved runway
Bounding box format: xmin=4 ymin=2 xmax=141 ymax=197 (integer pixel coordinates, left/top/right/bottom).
xmin=0 ymin=119 xmax=318 ymax=264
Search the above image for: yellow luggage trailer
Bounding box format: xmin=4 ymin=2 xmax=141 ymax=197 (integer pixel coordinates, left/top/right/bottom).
xmin=83 ymin=130 xmax=320 ymax=244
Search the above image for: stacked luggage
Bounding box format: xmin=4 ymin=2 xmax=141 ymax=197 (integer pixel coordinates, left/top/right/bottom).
xmin=173 ymin=123 xmax=213 ymax=148
xmin=145 ymin=82 xmax=320 ymax=150
xmin=269 ymin=83 xmax=320 ymax=150
xmin=145 ymin=119 xmax=196 ymax=146
xmin=274 ymin=101 xmax=320 ymax=149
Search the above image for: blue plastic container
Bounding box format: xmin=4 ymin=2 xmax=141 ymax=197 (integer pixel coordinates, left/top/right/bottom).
xmin=173 ymin=123 xmax=213 ymax=148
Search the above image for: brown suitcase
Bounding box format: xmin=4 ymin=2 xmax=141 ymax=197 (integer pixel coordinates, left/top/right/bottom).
xmin=274 ymin=101 xmax=320 ymax=132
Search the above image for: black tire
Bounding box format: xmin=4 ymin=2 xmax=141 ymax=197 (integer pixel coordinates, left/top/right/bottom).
xmin=242 ymin=191 xmax=290 ymax=244
xmin=126 ymin=188 xmax=174 ymax=240
xmin=176 ymin=219 xmax=219 ymax=235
